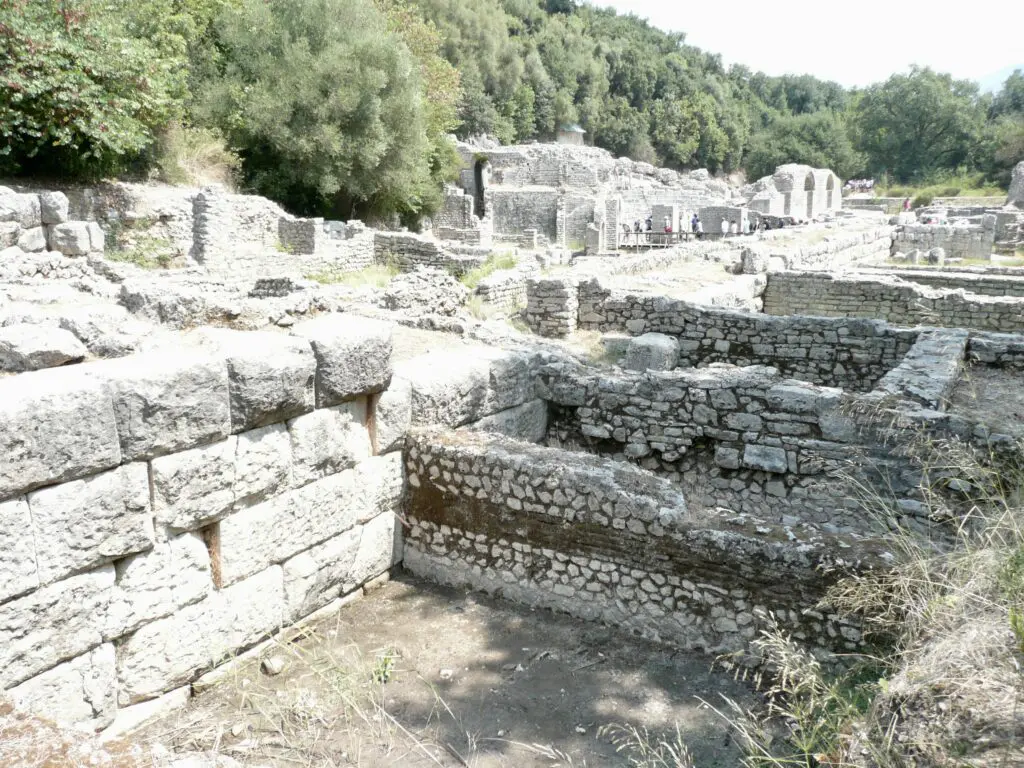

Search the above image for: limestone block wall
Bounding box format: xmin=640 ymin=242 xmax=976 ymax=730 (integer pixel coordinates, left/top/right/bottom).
xmin=490 ymin=188 xmax=560 ymax=244
xmin=403 ymin=428 xmax=875 ymax=656
xmin=1 ymin=187 xmax=105 ymax=257
xmin=858 ymin=268 xmax=1024 ymax=297
xmin=573 ymin=280 xmax=916 ymax=391
xmin=0 ymin=316 xmax=403 ymax=731
xmin=892 ymin=224 xmax=995 ymax=260
xmin=763 ymin=272 xmax=1024 ymax=333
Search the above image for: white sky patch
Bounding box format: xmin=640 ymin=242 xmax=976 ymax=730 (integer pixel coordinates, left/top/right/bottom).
xmin=591 ymin=0 xmax=1022 ymax=88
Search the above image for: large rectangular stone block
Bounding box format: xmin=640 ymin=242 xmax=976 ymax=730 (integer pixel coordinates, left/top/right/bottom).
xmin=116 ymin=566 xmax=283 ymax=703
xmin=29 ymin=463 xmax=154 ymax=585
xmin=467 ymin=399 xmax=549 ymax=443
xmin=0 ymin=367 xmax=121 ymax=501
xmin=218 ymin=454 xmax=403 ymax=586
xmin=291 ymin=315 xmax=393 ymax=407
xmin=152 ymin=438 xmax=237 ymax=531
xmin=0 ymin=497 xmax=38 ymax=603
xmin=7 ymin=644 xmax=116 ymax=728
xmin=288 ymin=401 xmax=372 ymax=487
xmin=88 ymin=351 xmax=231 ymax=461
xmin=282 ymin=527 xmax=361 ymax=622
xmin=375 ymin=376 xmax=411 ymax=454
xmin=234 ymin=423 xmax=293 ymax=507
xmin=106 ymin=532 xmax=212 ymax=638
xmin=0 ymin=567 xmax=115 ymax=688
xmin=404 ymin=348 xmax=536 ymax=427
xmin=191 ymin=329 xmax=316 ymax=432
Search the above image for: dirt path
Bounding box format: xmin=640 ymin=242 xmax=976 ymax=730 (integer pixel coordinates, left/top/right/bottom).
xmin=140 ymin=574 xmax=756 ymax=767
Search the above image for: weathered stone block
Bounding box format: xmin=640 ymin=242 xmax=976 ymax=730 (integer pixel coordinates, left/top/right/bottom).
xmin=48 ymin=221 xmax=92 ymax=255
xmin=152 ymin=438 xmax=237 ymax=531
xmin=16 ymin=226 xmax=46 ymax=253
xmin=624 ymin=333 xmax=680 ymax=372
xmin=0 ymin=221 xmax=20 ymax=248
xmin=234 ymin=423 xmax=292 ymax=507
xmin=116 ymin=566 xmax=283 ymax=703
xmin=0 ymin=566 xmax=115 ymax=688
xmin=7 ymin=644 xmax=116 ymax=728
xmin=467 ymin=399 xmax=549 ymax=443
xmin=57 ymin=304 xmax=149 ymax=358
xmin=348 ymin=510 xmax=401 ymax=590
xmin=87 ymin=221 xmax=105 ymax=252
xmin=405 ymin=348 xmax=536 ymax=427
xmin=291 ymin=315 xmax=393 ymax=407
xmin=0 ymin=366 xmax=121 ymax=501
xmin=29 ymin=463 xmax=153 ymax=585
xmin=282 ymin=527 xmax=361 ymax=622
xmin=89 ymin=351 xmax=231 ymax=461
xmin=0 ymin=324 xmax=87 ymax=371
xmin=0 ymin=497 xmax=38 ymax=603
xmin=218 ymin=454 xmax=402 ymax=585
xmin=714 ymin=446 xmax=741 ymax=469
xmin=742 ymin=444 xmax=789 ymax=474
xmin=288 ymin=401 xmax=372 ymax=487
xmin=0 ymin=192 xmax=41 ymax=229
xmin=38 ymin=191 xmax=69 ymax=225
xmin=106 ymin=533 xmax=211 ymax=638
xmin=375 ymin=376 xmax=412 ymax=454
xmin=191 ymin=329 xmax=316 ymax=432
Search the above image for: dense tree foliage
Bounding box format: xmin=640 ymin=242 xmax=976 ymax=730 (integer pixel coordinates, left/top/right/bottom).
xmin=1 ymin=0 xmax=1021 ymax=218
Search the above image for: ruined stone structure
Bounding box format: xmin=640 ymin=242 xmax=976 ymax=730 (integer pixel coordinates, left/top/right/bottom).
xmin=743 ymin=164 xmax=843 ymax=219
xmin=4 ymin=169 xmax=1022 ymax=754
xmin=451 ymin=140 xmax=737 ymax=253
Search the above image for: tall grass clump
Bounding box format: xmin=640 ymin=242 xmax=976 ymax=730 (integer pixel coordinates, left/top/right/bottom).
xmin=154 ymin=123 xmax=241 ymax=188
xmin=460 ymin=251 xmax=519 ymax=290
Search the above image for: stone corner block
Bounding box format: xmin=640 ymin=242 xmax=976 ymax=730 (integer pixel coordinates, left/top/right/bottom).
xmin=48 ymin=221 xmax=92 ymax=256
xmin=291 ymin=314 xmax=393 ymax=407
xmin=624 ymin=333 xmax=680 ymax=372
xmin=38 ymin=191 xmax=70 ymax=225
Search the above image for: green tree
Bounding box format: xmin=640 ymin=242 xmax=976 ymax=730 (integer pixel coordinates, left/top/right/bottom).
xmin=990 ymin=69 xmax=1024 ymax=119
xmin=745 ymin=112 xmax=865 ymax=180
xmin=0 ymin=0 xmax=187 ymax=177
xmin=855 ymin=66 xmax=984 ymax=182
xmin=197 ymin=0 xmax=433 ymax=220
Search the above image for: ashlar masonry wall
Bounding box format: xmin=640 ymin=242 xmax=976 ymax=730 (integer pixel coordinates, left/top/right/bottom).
xmin=0 ymin=315 xmax=403 ymax=731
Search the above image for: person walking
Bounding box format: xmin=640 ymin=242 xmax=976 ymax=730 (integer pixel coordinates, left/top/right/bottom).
xmin=695 ymin=216 xmax=704 ymax=240
xmin=720 ymin=217 xmax=729 ymax=238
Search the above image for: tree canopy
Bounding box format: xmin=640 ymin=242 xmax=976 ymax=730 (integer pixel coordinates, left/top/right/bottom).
xmin=1 ymin=0 xmax=1020 ymax=219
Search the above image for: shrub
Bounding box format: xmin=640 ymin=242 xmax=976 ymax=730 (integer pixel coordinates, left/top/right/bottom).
xmin=912 ymin=192 xmax=933 ymax=208
xmin=0 ymin=0 xmax=187 ymax=179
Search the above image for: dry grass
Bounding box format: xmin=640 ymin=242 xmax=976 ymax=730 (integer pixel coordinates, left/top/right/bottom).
xmin=154 ymin=123 xmax=241 ymax=189
xmin=306 ymin=263 xmax=399 ymax=288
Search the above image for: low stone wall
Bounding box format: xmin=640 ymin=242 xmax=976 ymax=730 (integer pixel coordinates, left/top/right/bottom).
xmin=766 ymin=226 xmax=894 ymax=271
xmin=856 ymin=268 xmax=1024 ymax=297
xmin=763 ymin=272 xmax=1024 ymax=333
xmin=474 ymin=261 xmax=540 ymax=312
xmin=0 ymin=316 xmax=403 ymax=731
xmin=373 ymin=232 xmax=490 ymax=278
xmin=892 ymin=224 xmax=994 ymax=261
xmin=1 ymin=188 xmax=105 ymax=257
xmin=576 ymin=280 xmax=915 ymax=390
xmin=403 ymin=428 xmax=875 ymax=656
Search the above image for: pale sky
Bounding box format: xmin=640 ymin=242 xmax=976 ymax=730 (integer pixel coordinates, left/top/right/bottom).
xmin=593 ymin=0 xmax=1022 ymax=90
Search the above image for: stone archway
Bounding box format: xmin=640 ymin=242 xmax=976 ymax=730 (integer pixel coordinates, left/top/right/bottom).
xmin=473 ymin=160 xmax=489 ymax=219
xmin=804 ymin=172 xmax=815 ymax=219
xmin=826 ymin=173 xmax=836 ymax=210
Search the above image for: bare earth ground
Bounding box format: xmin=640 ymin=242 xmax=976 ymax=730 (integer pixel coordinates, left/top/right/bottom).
xmin=139 ymin=574 xmax=756 ymax=767
xmin=948 ymin=364 xmax=1024 ymax=438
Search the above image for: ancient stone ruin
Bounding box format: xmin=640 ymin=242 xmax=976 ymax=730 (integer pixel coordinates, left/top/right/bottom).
xmin=1 ymin=144 xmax=1022 ymax=755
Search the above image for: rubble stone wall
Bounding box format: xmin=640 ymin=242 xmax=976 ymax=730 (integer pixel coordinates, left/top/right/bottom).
xmin=536 ymin=354 xmax=936 ymax=532
xmin=892 ymin=224 xmax=994 ymax=260
xmin=763 ymin=272 xmax=1024 ymax=333
xmin=859 ymin=268 xmax=1024 ymax=297
xmin=573 ymin=280 xmax=916 ymax=390
xmin=403 ymin=428 xmax=873 ymax=656
xmin=766 ymin=226 xmax=893 ymax=271
xmin=0 ymin=316 xmax=403 ymax=731
xmin=373 ymin=232 xmax=490 ymax=278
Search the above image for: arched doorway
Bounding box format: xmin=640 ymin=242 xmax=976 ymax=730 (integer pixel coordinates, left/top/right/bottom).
xmin=826 ymin=173 xmax=836 ymax=210
xmin=804 ymin=172 xmax=815 ymax=218
xmin=473 ymin=160 xmax=489 ymax=220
